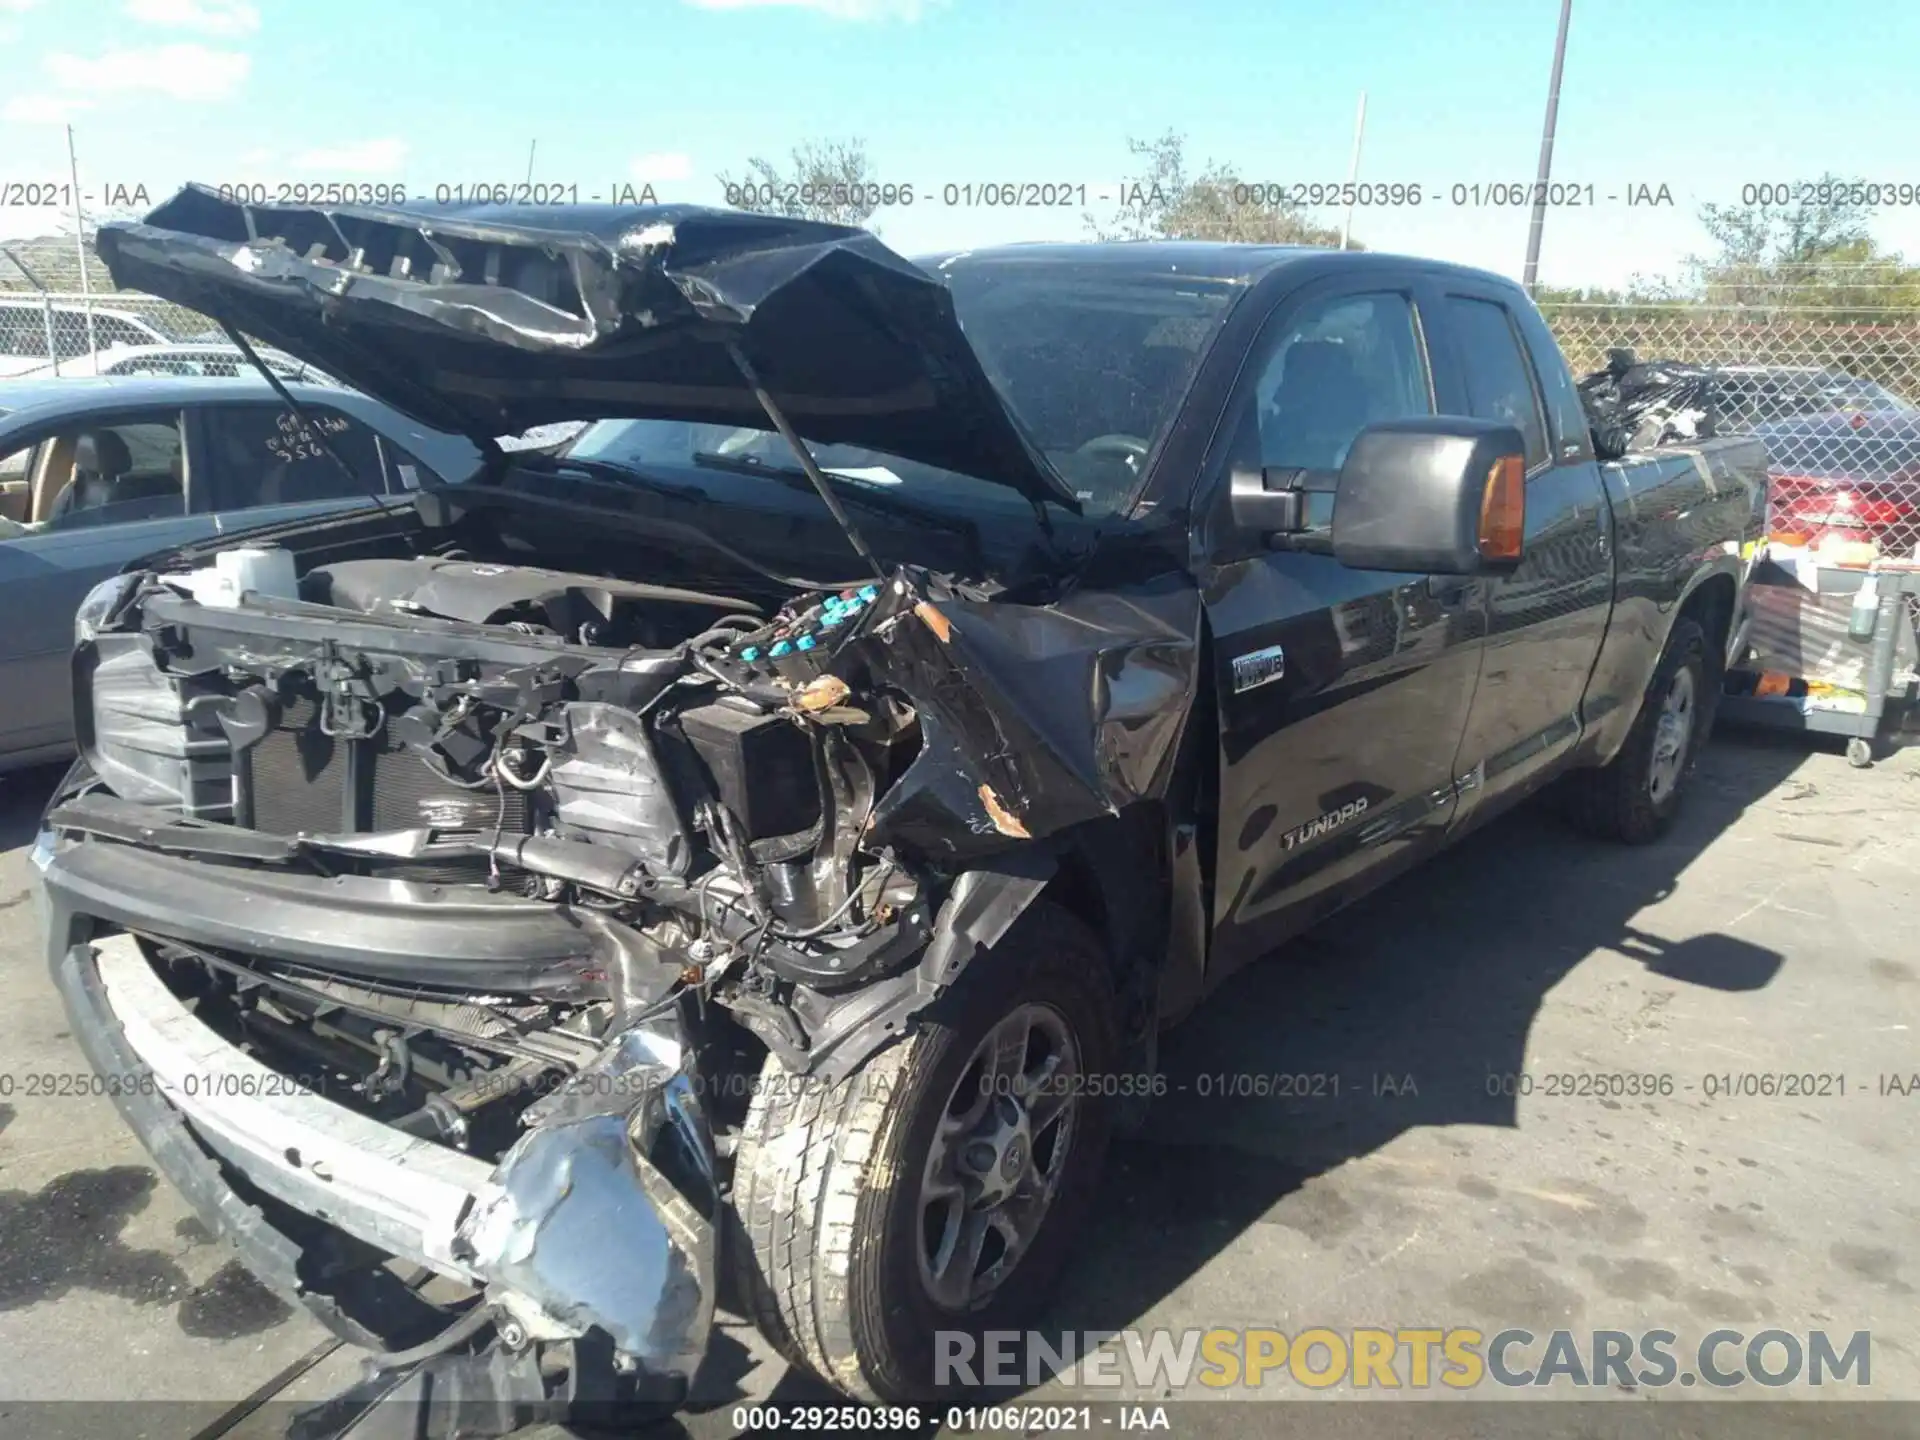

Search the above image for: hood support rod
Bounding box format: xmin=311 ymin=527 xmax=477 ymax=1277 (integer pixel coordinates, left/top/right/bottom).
xmin=726 ymin=342 xmax=886 ymax=581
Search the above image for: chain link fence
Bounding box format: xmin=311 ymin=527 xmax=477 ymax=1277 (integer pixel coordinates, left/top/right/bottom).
xmin=1545 ymin=297 xmax=1920 ymax=712
xmin=0 ymin=288 xmax=333 ymax=382
xmin=1543 ymin=302 xmax=1920 ymax=567
xmin=0 ymin=271 xmax=239 ymax=378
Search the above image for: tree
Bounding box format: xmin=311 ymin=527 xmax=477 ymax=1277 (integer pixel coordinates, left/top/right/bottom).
xmin=1087 ymin=131 xmax=1354 ymax=247
xmin=1530 ymin=277 xmax=1691 ymax=324
xmin=718 ymin=138 xmax=885 ymax=228
xmin=1683 ymin=172 xmax=1920 ymax=317
xmin=1697 ymin=172 xmax=1872 ymax=272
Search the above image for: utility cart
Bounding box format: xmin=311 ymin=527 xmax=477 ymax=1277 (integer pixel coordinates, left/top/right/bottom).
xmin=1721 ymin=549 xmax=1920 ymax=767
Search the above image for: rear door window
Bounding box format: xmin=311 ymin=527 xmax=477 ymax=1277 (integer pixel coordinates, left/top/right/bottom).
xmin=1510 ymin=300 xmax=1593 ymax=462
xmin=199 ymin=404 xmax=388 ymax=509
xmin=1443 ymin=296 xmax=1551 ymax=470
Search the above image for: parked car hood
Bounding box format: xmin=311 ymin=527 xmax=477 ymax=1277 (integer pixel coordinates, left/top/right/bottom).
xmin=95 ymin=185 xmax=1081 ymax=513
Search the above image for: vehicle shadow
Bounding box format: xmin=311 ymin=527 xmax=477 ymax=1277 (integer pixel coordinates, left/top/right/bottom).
xmin=0 ymin=762 xmax=66 ymax=853
xmin=1036 ymin=728 xmax=1809 ymax=1356
xmin=0 ymin=731 xmax=1821 ymax=1426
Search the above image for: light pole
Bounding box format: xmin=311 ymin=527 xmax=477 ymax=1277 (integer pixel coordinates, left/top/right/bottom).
xmin=1341 ymin=90 xmax=1367 ymax=251
xmin=1521 ymin=0 xmax=1574 ymax=292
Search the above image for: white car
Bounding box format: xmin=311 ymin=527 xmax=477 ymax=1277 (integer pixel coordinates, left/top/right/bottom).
xmin=0 ymin=297 xmax=176 ymax=377
xmin=11 ymin=340 xmax=340 ymax=385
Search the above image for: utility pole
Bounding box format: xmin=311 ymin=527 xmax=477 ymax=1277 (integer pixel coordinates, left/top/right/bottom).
xmin=1341 ymin=91 xmax=1368 ymax=251
xmin=525 ymin=139 xmax=537 ymax=186
xmin=67 ymin=124 xmax=99 ymax=371
xmin=1521 ymin=0 xmax=1574 ymax=292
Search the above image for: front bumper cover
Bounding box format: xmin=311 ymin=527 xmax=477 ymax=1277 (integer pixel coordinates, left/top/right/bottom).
xmin=45 ymin=829 xmax=602 ymax=994
xmin=48 ymin=924 xmax=715 ymax=1399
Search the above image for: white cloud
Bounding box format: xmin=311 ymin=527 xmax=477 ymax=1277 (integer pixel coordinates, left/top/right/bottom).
xmin=122 ymin=0 xmax=259 ymax=35
xmin=290 ymin=138 xmax=408 ymax=174
xmin=2 ymin=92 xmax=95 ymax=124
xmin=685 ymin=0 xmax=938 ymax=19
xmin=629 ymin=151 xmax=693 ymax=183
xmin=0 ymin=0 xmax=46 ymax=12
xmin=43 ymin=43 xmax=250 ymax=102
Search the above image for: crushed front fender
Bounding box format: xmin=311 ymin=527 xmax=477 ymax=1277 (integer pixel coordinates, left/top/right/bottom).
xmin=454 ymin=1023 xmax=717 ymax=1379
xmin=854 ymin=568 xmax=1205 ymax=862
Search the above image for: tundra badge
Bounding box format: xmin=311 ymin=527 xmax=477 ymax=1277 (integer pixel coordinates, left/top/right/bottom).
xmin=1232 ymin=644 xmax=1287 ymax=693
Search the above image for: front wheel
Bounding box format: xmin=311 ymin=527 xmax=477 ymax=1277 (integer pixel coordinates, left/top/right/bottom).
xmin=1560 ymin=616 xmax=1713 ymax=843
xmin=727 ymin=903 xmax=1118 ymax=1404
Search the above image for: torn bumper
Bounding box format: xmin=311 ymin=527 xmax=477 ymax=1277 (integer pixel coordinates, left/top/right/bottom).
xmin=45 ymin=828 xmax=602 ymax=994
xmin=48 ymin=926 xmax=715 ymax=1393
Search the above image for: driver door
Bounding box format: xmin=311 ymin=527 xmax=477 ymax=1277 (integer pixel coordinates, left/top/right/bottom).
xmin=1197 ymin=276 xmax=1489 ymax=976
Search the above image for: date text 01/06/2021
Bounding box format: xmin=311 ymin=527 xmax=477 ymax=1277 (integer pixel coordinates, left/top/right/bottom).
xmin=4 ymin=178 xmax=1684 ymax=212
xmin=730 ymin=1405 xmax=1170 ymax=1433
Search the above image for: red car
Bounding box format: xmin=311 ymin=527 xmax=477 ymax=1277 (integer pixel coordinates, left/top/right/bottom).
xmin=1754 ymin=406 xmax=1920 ymax=553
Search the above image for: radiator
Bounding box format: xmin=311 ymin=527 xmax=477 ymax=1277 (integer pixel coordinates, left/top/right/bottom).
xmin=243 ymin=686 xmax=528 ymax=883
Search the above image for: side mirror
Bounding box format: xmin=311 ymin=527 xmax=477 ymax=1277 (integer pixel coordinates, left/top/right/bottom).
xmin=1330 ymin=418 xmax=1527 ymax=575
xmin=1228 ymin=464 xmax=1310 ymax=538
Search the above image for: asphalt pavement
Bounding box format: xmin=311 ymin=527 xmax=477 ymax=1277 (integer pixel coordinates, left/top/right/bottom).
xmin=1 ymin=729 xmax=1916 ymax=1438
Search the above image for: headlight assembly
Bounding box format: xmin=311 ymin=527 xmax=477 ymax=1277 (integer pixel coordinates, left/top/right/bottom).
xmin=74 ymin=572 xmax=140 ymax=645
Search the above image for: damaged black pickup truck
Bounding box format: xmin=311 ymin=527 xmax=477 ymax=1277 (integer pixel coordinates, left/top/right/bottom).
xmin=37 ymin=188 xmax=1765 ymax=1422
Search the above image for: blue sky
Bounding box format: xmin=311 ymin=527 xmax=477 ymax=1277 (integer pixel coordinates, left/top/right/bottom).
xmin=4 ymin=0 xmax=1917 ymax=289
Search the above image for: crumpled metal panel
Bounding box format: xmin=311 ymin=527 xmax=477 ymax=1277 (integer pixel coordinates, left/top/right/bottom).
xmin=93 ymin=187 xmax=1079 ymax=512
xmin=547 ymin=703 xmax=693 ymax=877
xmin=858 ymin=569 xmax=1204 ymax=861
xmin=454 ymin=1020 xmax=715 ymax=1383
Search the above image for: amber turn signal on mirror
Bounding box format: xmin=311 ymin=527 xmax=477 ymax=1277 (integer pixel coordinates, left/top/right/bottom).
xmin=1476 ymin=454 xmax=1526 ymax=562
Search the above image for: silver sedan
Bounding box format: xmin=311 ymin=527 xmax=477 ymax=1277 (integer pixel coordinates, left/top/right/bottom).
xmin=0 ymin=375 xmax=480 ymax=770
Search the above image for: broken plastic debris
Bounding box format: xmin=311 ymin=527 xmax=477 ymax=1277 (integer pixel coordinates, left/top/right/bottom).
xmin=978 ymin=785 xmax=1030 ymax=839
xmin=914 ymin=602 xmax=953 ymax=643
xmin=796 ymin=675 xmax=852 ymax=712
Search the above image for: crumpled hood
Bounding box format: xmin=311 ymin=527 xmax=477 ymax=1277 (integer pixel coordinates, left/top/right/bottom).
xmin=95 ymin=186 xmax=1080 ymax=512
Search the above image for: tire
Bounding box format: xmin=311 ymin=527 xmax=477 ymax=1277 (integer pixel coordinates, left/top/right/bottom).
xmin=1560 ymin=616 xmax=1713 ymax=844
xmin=726 ymin=902 xmax=1118 ymax=1404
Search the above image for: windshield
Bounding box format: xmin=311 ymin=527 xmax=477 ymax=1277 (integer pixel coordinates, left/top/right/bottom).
xmin=561 ymin=268 xmax=1239 ymax=517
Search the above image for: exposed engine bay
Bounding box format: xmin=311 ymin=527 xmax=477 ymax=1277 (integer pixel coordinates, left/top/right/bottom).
xmin=61 ymin=497 xmax=1195 ymax=1199
xmin=79 ymin=550 xmax=923 ymax=1139
xmin=303 ymin=554 xmax=768 ymax=651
